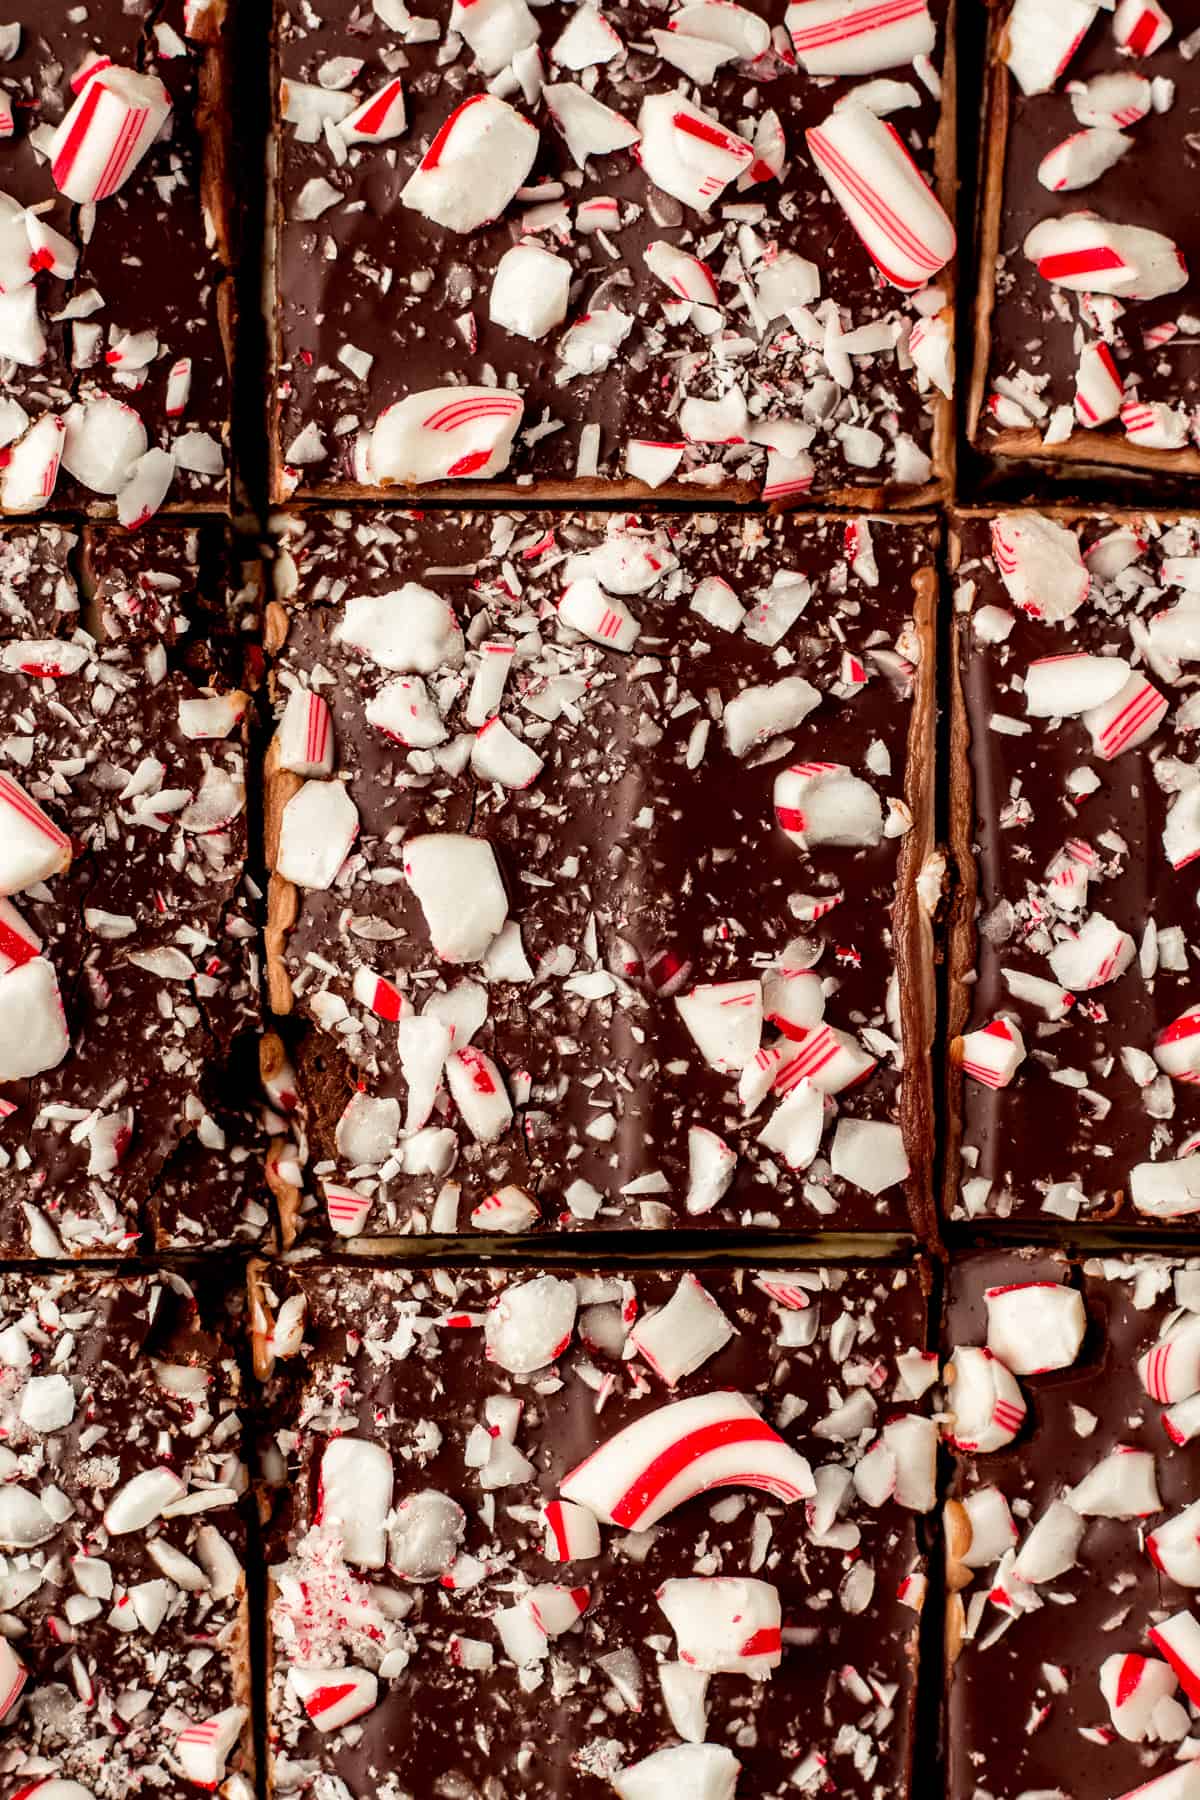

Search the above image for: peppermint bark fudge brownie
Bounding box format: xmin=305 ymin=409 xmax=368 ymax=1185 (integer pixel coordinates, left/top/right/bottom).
xmin=0 ymin=2 xmax=235 ymax=519
xmin=944 ymin=1249 xmax=1200 ymax=1800
xmin=971 ymin=0 xmax=1200 ymax=477
xmin=262 ymin=507 xmax=938 ymax=1243
xmin=947 ymin=508 xmax=1200 ymax=1229
xmin=0 ymin=522 xmax=270 ymax=1256
xmin=251 ymin=1257 xmax=936 ymax=1800
xmin=270 ymin=0 xmax=956 ymax=507
xmin=0 ymin=1268 xmax=252 ymax=1800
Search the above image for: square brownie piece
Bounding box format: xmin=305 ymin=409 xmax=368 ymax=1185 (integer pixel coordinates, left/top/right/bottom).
xmin=252 ymin=1256 xmax=935 ymax=1799
xmin=263 ymin=506 xmax=938 ymax=1242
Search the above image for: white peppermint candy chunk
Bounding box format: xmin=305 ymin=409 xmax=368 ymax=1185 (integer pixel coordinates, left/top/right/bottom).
xmin=1149 ymin=1611 xmax=1200 ymax=1708
xmin=543 ymin=82 xmax=639 ymax=166
xmin=1164 ymin=788 xmax=1200 ymax=872
xmin=0 ymin=191 xmax=35 ymax=291
xmin=466 ymin=640 xmax=515 ymax=725
xmin=1083 ymin=671 xmax=1167 ymax=759
xmin=773 ymin=762 xmax=883 ymax=851
xmin=0 ymin=286 xmax=44 ymax=365
xmin=471 ymin=1184 xmax=538 ymax=1233
xmin=485 ymin=1275 xmax=577 ymax=1373
xmin=723 ymin=675 xmax=820 ymax=757
xmin=1025 ymin=213 xmax=1188 ymax=299
xmin=788 ymin=0 xmax=935 ymax=75
xmin=637 ymin=92 xmax=753 ymax=211
xmin=340 ymin=77 xmax=407 ymax=142
xmin=0 ymin=959 xmax=67 ymax=1079
xmin=0 ymin=1638 xmax=25 ymax=1718
xmin=763 ymin=962 xmax=824 ymax=1037
xmin=282 ymin=79 xmax=355 ymax=140
xmin=174 ymin=1707 xmax=246 ymax=1790
xmin=1070 ymin=1446 xmax=1161 ymax=1517
xmin=552 ymin=6 xmax=624 ymax=67
xmin=657 ymin=1576 xmax=781 ymax=1677
xmin=1113 ymin=0 xmax=1173 ymax=56
xmin=404 ymin=833 xmax=506 ymax=962
xmin=49 ymin=65 xmax=171 ymax=202
xmin=680 ymin=386 xmax=749 ymax=445
xmin=1075 ymin=340 xmax=1125 ymax=425
xmin=0 ymin=1485 xmax=56 ymax=1548
xmin=1048 ymin=913 xmax=1136 ymax=991
xmin=319 ymin=1437 xmax=393 ymax=1566
xmin=335 ymin=1092 xmax=400 ymax=1165
xmin=0 ymin=896 xmax=39 ymax=974
xmin=1139 ymin=1317 xmax=1200 ymax=1402
xmin=397 ymin=1014 xmax=451 ymax=1135
xmin=1038 ymin=126 xmax=1131 ymax=190
xmin=2 ymin=412 xmax=65 ymax=513
xmin=471 ymin=717 xmax=542 ymax=788
xmin=402 ymin=95 xmax=537 ymax=231
xmin=389 ymin=1490 xmax=465 ymax=1581
xmin=1148 ymin=1500 xmax=1200 ymax=1586
xmin=371 ymin=387 xmax=524 ymax=484
xmin=1011 ymin=1498 xmax=1086 ymax=1583
xmin=558 ymin=577 xmax=640 ymax=650
xmin=1122 ymin=396 xmax=1190 ymax=446
xmin=676 ymin=978 xmax=763 ymax=1071
xmin=178 ymin=691 xmax=247 ymax=742
xmin=61 ymin=396 xmax=147 ymax=494
xmin=277 ymin=779 xmax=358 ymax=889
xmin=1004 ymin=0 xmax=1100 ymax=94
xmin=289 ymin=1666 xmax=378 ymax=1732
xmin=278 ymin=687 xmax=334 ymax=775
xmin=542 ymin=1498 xmax=601 ymax=1562
xmin=1100 ymin=1652 xmax=1178 ymax=1742
xmin=104 ymin=1466 xmax=188 ymax=1534
xmin=908 ymin=312 xmax=954 ymax=396
xmin=884 ymin=1414 xmax=938 ymax=1512
xmin=773 ymin=1024 xmax=876 ymax=1098
xmin=528 ymin=1582 xmax=589 ymax=1638
xmin=755 ymin=248 xmax=822 ymax=319
xmin=831 ymin=1118 xmax=910 ymax=1194
xmin=985 ymin=1282 xmax=1085 ymax=1373
xmin=674 ymin=2 xmax=771 ymax=60
xmin=366 ymin=676 xmax=447 ymax=748
xmin=990 ymin=512 xmax=1089 ymax=621
xmin=612 ymin=1745 xmax=740 ymax=1800
xmin=644 ymin=239 xmax=720 ymax=305
xmin=958 ymin=1017 xmax=1025 ymax=1089
xmin=0 ymin=773 xmax=70 ymax=895
xmin=626 ymin=439 xmax=685 ymax=487
xmin=489 ymin=244 xmax=570 ymax=340
xmin=759 ymin=1079 xmax=826 ymax=1171
xmin=450 ymin=0 xmax=539 ymax=75
xmin=959 ymin=1485 xmax=1018 ymax=1568
xmin=117 ymin=447 xmax=175 ymax=530
xmin=561 ymin=1391 xmax=814 ymax=1529
xmin=558 ymin=306 xmax=632 ymax=377
xmin=23 ymin=212 xmax=77 ymax=282
xmin=629 ymin=1274 xmax=735 ymax=1385
xmin=323 ymin=1183 xmax=373 ymax=1238
xmin=946 ymin=1347 xmax=1027 ymax=1453
xmin=686 ymin=1126 xmax=737 ymax=1215
xmin=1157 ymin=1008 xmax=1200 ymax=1081
xmin=565 ymin=531 xmax=678 ymax=595
xmin=659 ymin=1662 xmax=710 ymax=1745
xmin=1132 ymin=1155 xmax=1200 ymax=1218
xmin=1024 ymin=652 xmax=1130 ymax=717
xmin=445 ymin=1046 xmax=512 ymax=1143
xmin=805 ymin=101 xmax=955 ymax=290
xmin=336 ymin=584 xmax=463 ymax=673
xmin=1071 ymin=70 xmax=1152 ymax=128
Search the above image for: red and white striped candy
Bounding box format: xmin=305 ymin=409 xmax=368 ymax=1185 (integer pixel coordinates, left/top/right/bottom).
xmin=276 ymin=779 xmax=359 ymax=890
xmin=636 ymin=93 xmax=753 ymax=211
xmin=558 ymin=577 xmax=641 ymax=651
xmin=1165 ymin=790 xmax=1200 ymax=871
xmin=485 ymin=1275 xmax=577 ymax=1373
xmin=946 ymin=1347 xmax=1026 ymax=1453
xmin=554 ymin=5 xmax=624 ymax=66
xmin=958 ymin=1017 xmax=1026 ymax=1089
xmin=1138 ymin=1317 xmax=1200 ymax=1403
xmin=542 ymin=1498 xmax=602 ymax=1562
xmin=340 ymin=78 xmax=406 ymax=144
xmin=451 ymin=0 xmax=540 ymax=75
xmin=166 ymin=357 xmax=192 ymax=417
xmin=561 ymin=1391 xmax=814 ymax=1529
xmin=403 ymin=833 xmax=507 ymax=964
xmin=49 ymin=66 xmax=171 ymax=203
xmin=629 ymin=1274 xmax=734 ymax=1386
xmin=686 ymin=1126 xmax=737 ymax=1215
xmin=1038 ymin=127 xmax=1131 ymax=192
xmin=1100 ymin=1653 xmax=1178 ymax=1741
xmin=0 ymin=896 xmax=40 ymax=974
xmin=1111 ymin=1769 xmax=1200 ymax=1800
xmin=370 ymin=387 xmax=524 ymax=485
xmin=1083 ymin=671 xmax=1168 ymax=759
xmin=352 ymin=967 xmax=408 ymax=1023
xmin=465 ymin=640 xmax=515 ymax=726
xmin=1113 ymin=0 xmax=1173 ymax=57
xmin=1024 ymin=651 xmax=1130 ymax=716
xmin=1147 ymin=1499 xmax=1200 ymax=1586
xmin=773 ymin=762 xmax=884 ymax=851
xmin=991 ymin=512 xmax=1089 ymax=622
xmin=1149 ymin=1610 xmax=1200 ymax=1705
xmin=772 ymin=1023 xmax=876 ymax=1096
xmin=1069 ymin=1446 xmax=1161 ymax=1517
xmin=675 ymin=978 xmax=763 ymax=1072
xmin=644 ymin=240 xmax=719 ymax=306
xmin=657 ymin=1577 xmax=781 ymax=1678
xmin=401 ymin=95 xmax=538 ymax=233
xmin=1 ymin=413 xmax=65 ymax=515
xmin=323 ymin=1182 xmax=373 ymax=1239
xmin=174 ymin=1706 xmax=246 ymax=1788
xmin=1155 ymin=1009 xmax=1200 ymax=1082
xmin=985 ymin=1281 xmax=1086 ymax=1373
xmin=1025 ymin=215 xmax=1188 ymax=301
xmin=278 ymin=687 xmax=334 ymax=776
xmin=806 ymin=102 xmax=955 ymax=290
xmin=1121 ymin=398 xmax=1190 ymax=449
xmin=760 ymin=1078 xmax=826 ymax=1171
xmin=786 ymin=0 xmax=935 ymax=76
xmin=0 ymin=1639 xmax=25 ymax=1720
xmin=0 ymin=772 xmax=71 ymax=894
xmin=1003 ymin=0 xmax=1099 ymax=95
xmin=1075 ymin=340 xmax=1124 ymax=426
xmin=289 ymin=1666 xmax=378 ymax=1732
xmin=318 ymin=1437 xmax=393 ymax=1567
xmin=626 ymin=439 xmax=685 ymax=488
xmin=1048 ymin=913 xmax=1136 ymax=991
xmin=0 ymin=957 xmax=69 ymax=1080
xmin=1071 ymin=70 xmax=1152 ymax=129
xmin=763 ymin=965 xmax=824 ymax=1038
xmin=445 ymin=1046 xmax=512 ymax=1143
xmin=8 ymin=1784 xmax=97 ymax=1800
xmin=612 ymin=1745 xmax=741 ymax=1800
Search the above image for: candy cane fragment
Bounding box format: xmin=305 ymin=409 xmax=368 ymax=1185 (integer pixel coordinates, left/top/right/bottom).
xmin=49 ymin=66 xmax=172 ymax=202
xmin=786 ymin=0 xmax=935 ymax=77
xmin=805 ymin=102 xmax=955 ymax=290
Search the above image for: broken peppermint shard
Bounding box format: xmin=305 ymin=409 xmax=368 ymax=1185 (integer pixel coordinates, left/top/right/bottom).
xmin=657 ymin=1576 xmax=782 ymax=1677
xmin=489 ymin=244 xmax=570 ymax=340
xmin=0 ymin=897 xmax=39 ymax=974
xmin=1024 ymin=216 xmax=1188 ymax=301
xmin=1038 ymin=127 xmax=1132 ymax=193
xmin=319 ymin=1437 xmax=393 ymax=1567
xmin=174 ymin=1707 xmax=248 ymax=1790
xmin=334 ymin=584 xmax=464 ymax=673
xmin=0 ymin=772 xmax=72 ymax=894
xmin=990 ymin=512 xmax=1090 ymax=620
xmin=1148 ymin=1500 xmax=1200 ymax=1586
xmin=614 ymin=1744 xmax=740 ymax=1800
xmin=276 ymin=780 xmax=359 ymax=890
xmin=560 ymin=1391 xmax=814 ymax=1529
xmin=676 ymin=979 xmax=763 ymax=1072
xmin=1113 ymin=0 xmax=1174 ymax=56
xmin=289 ymin=1666 xmax=379 ymax=1732
xmin=946 ymin=1347 xmax=1026 ymax=1453
xmin=1138 ymin=1317 xmax=1200 ymax=1403
xmin=369 ymin=388 xmax=524 ymax=485
xmin=773 ymin=762 xmax=884 ymax=851
xmin=1047 ymin=913 xmax=1137 ymax=990
xmin=786 ymin=0 xmax=935 ymax=77
xmin=1003 ymin=0 xmax=1100 ymax=95
xmin=558 ymin=578 xmax=641 ymax=651
xmin=1069 ymin=1447 xmax=1161 ymax=1517
xmin=1131 ymin=1156 xmax=1200 ymax=1218
xmin=805 ymin=102 xmax=955 ymax=290
xmin=49 ymin=65 xmax=171 ymax=202
xmin=636 ymin=93 xmax=753 ymax=211
xmin=403 ymin=833 xmax=507 ymax=963
xmin=956 ymin=1017 xmax=1025 ymax=1089
xmin=0 ymin=958 xmax=69 ymax=1080
xmin=984 ymin=1282 xmax=1086 ymax=1374
xmin=340 ymin=78 xmax=407 ymax=144
xmin=401 ymin=95 xmax=538 ymax=233
xmin=485 ymin=1275 xmax=577 ymax=1374
xmin=1156 ymin=1010 xmax=1200 ymax=1083
xmin=1099 ymin=1652 xmax=1179 ymax=1743
xmin=542 ymin=1499 xmax=601 ymax=1562
xmin=686 ymin=1126 xmax=737 ymax=1215
xmin=1075 ymin=341 xmax=1125 ymax=427
xmin=277 ymin=688 xmax=334 ymax=777
xmin=629 ymin=1275 xmax=735 ymax=1386
xmin=1024 ymin=651 xmax=1130 ymax=716
xmin=1149 ymin=1611 xmax=1200 ymax=1706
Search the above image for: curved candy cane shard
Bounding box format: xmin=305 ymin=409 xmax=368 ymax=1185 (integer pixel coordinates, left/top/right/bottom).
xmin=805 ymin=101 xmax=955 ymax=291
xmin=370 ymin=387 xmax=525 ymax=485
xmin=560 ymin=1391 xmax=815 ymax=1529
